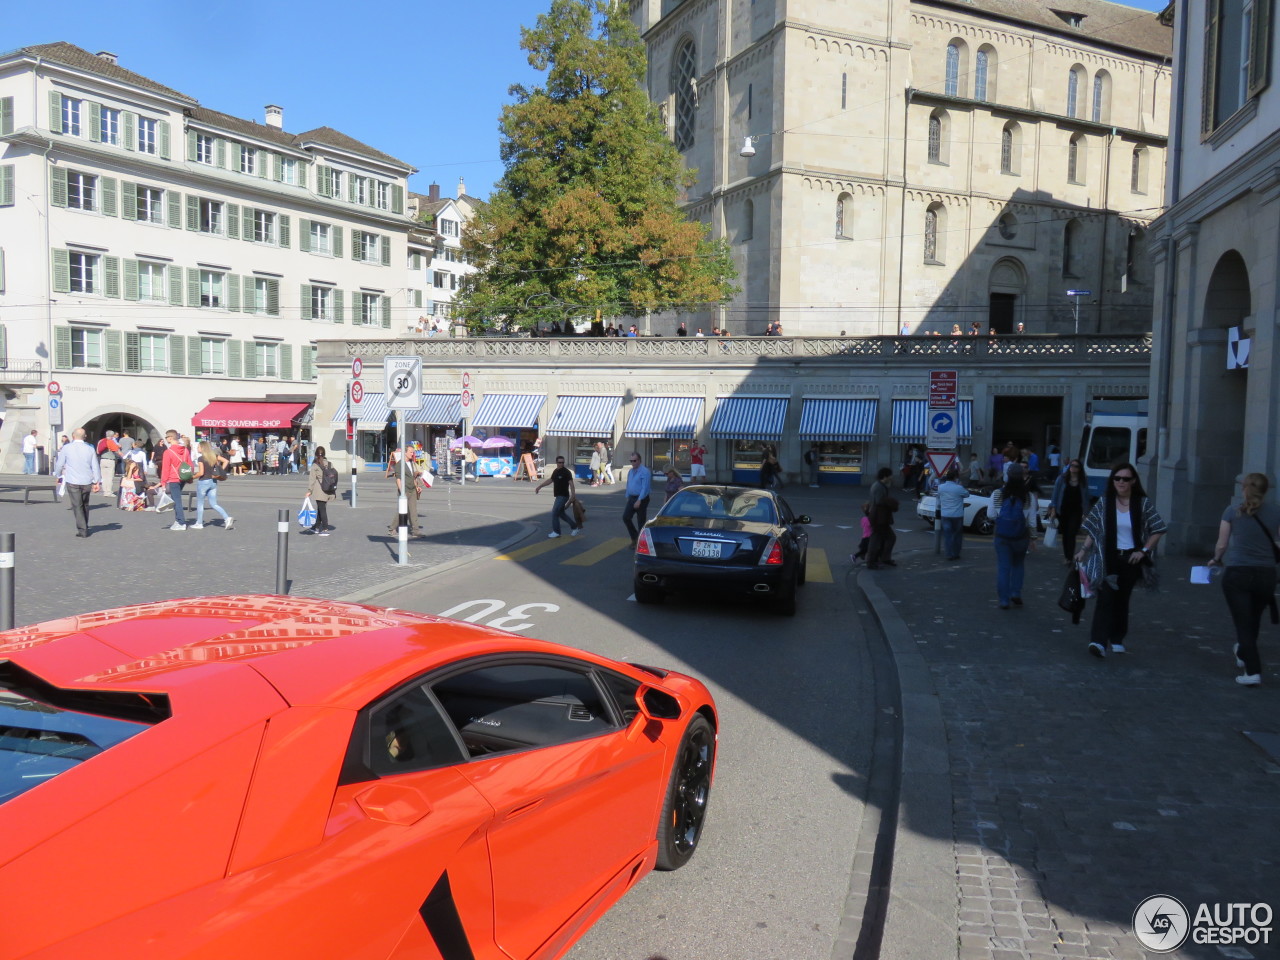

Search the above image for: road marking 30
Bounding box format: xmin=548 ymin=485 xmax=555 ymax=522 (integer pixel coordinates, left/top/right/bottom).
xmin=438 ymin=599 xmax=561 ymax=632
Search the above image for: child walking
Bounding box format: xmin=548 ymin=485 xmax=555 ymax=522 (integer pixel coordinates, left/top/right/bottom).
xmin=852 ymin=503 xmax=872 ymax=564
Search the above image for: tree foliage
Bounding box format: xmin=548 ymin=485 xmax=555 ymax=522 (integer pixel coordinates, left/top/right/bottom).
xmin=456 ymin=0 xmax=736 ymax=331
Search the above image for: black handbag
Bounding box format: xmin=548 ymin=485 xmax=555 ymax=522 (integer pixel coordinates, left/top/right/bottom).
xmin=1058 ymin=568 xmax=1085 ymax=624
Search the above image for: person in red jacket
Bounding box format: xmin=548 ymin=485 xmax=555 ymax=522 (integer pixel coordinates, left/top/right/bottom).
xmin=160 ymin=430 xmax=194 ymax=530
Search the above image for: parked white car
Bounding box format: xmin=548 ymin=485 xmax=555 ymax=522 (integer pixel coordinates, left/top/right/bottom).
xmin=916 ymin=486 xmax=1049 ymax=535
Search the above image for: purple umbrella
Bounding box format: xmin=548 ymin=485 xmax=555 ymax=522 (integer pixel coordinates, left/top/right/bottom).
xmin=481 ymin=436 xmax=515 ymax=450
xmin=449 ymin=435 xmax=483 ymax=449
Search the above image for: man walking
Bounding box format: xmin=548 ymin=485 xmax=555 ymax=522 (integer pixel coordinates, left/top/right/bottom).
xmin=21 ymin=430 xmax=38 ymax=475
xmin=535 ymin=455 xmax=581 ymax=538
xmin=160 ymin=430 xmax=194 ymax=531
xmin=622 ymin=452 xmax=652 ymax=542
xmin=386 ymin=448 xmax=422 ymax=538
xmin=689 ymin=442 xmax=707 ymax=482
xmin=866 ymin=467 xmax=898 ymax=569
xmin=937 ymin=467 xmax=968 ymax=560
xmin=805 ymin=443 xmax=821 ymax=487
xmin=96 ymin=430 xmax=121 ymax=497
xmin=53 ymin=428 xmax=100 ymax=537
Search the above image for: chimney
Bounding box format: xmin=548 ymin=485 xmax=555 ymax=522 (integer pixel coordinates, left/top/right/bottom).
xmin=265 ymin=105 xmax=283 ymax=129
xmin=96 ymin=51 xmax=118 ymax=65
xmin=429 ymin=183 xmax=440 ymax=202
xmin=458 ymin=176 xmax=466 ymax=197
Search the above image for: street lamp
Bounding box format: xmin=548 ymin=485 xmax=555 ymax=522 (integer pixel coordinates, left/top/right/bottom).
xmin=1066 ymin=289 xmax=1091 ymax=335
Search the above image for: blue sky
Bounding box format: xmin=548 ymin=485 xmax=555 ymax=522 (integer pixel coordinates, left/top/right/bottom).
xmin=7 ymin=0 xmax=1168 ymax=202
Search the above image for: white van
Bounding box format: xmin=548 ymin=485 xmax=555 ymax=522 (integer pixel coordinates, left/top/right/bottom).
xmin=1077 ymin=402 xmax=1148 ymax=499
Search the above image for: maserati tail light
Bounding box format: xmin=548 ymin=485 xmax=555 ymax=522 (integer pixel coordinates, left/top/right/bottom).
xmin=636 ymin=528 xmax=655 ymax=556
xmin=758 ymin=536 xmax=784 ymax=565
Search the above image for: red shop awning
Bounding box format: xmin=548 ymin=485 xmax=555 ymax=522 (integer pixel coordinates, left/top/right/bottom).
xmin=192 ymin=401 xmax=311 ymax=430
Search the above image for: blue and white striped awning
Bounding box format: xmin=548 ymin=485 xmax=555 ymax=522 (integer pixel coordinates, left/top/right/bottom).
xmin=624 ymin=397 xmax=704 ymax=439
xmin=354 ymin=393 xmax=391 ymax=430
xmin=543 ymin=396 xmax=622 ymax=438
xmin=331 ymin=398 xmax=348 ymax=424
xmin=799 ymin=399 xmax=878 ymax=442
xmin=471 ymin=394 xmax=544 ymax=429
xmin=403 ymin=394 xmax=462 ymax=426
xmin=708 ymin=397 xmax=789 ymax=441
xmin=890 ymin=399 xmax=973 ymax=442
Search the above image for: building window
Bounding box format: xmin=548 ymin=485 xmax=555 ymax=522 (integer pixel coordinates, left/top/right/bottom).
xmin=924 ymin=204 xmax=944 ymax=263
xmin=376 ymin=181 xmax=389 ymax=209
xmin=240 ymin=145 xmax=256 ymax=176
xmin=1001 ymin=121 xmax=1021 ymax=175
xmin=1204 ymin=0 xmax=1271 ymax=132
xmin=199 ymin=199 xmax=223 ymax=234
xmin=137 ymin=117 xmax=157 ymax=154
xmin=1067 ymin=134 xmax=1085 ymax=183
xmin=280 ymin=157 xmax=298 ymax=185
xmin=138 ymin=262 xmax=166 ymax=301
xmin=254 ymin=342 xmax=278 ymax=377
xmin=195 ymin=134 xmax=215 ymax=165
xmin=201 ymin=337 xmax=226 ymax=375
xmin=310 ymin=221 xmax=331 ymax=255
xmin=836 ymin=193 xmax=850 ymax=238
xmin=1063 ymin=219 xmax=1082 ymax=276
xmin=360 ymin=232 xmax=379 ymax=262
xmin=1091 ymin=71 xmax=1111 ymax=123
xmin=135 ymin=186 xmax=163 ymax=223
xmin=928 ymin=110 xmax=948 ymax=164
xmin=98 ymin=106 xmax=120 ymax=145
xmin=434 ymin=271 xmax=448 ymax=289
xmin=673 ymin=38 xmax=697 ymax=151
xmin=439 ymin=219 xmax=459 ymax=238
xmin=741 ymin=198 xmax=754 ymax=242
xmin=353 ymin=176 xmax=369 ymax=205
xmin=1130 ymin=146 xmax=1148 ymax=193
xmin=945 ymin=43 xmax=961 ymax=97
xmin=1125 ymin=229 xmax=1143 ymax=287
xmin=253 ymin=210 xmax=276 ymax=244
xmin=70 ymin=328 xmax=102 ymax=368
xmin=1067 ymin=65 xmax=1087 ymax=118
xmin=330 ymin=169 xmax=344 ymax=198
xmin=61 ymin=96 xmax=82 ymax=136
xmin=974 ymin=49 xmax=989 ymax=101
xmin=67 ymin=171 xmax=97 ymax=211
xmin=139 ymin=333 xmax=167 ymax=372
xmin=998 ymin=212 xmax=1018 ymax=240
xmin=841 ymin=72 xmax=847 ymax=109
xmin=199 ymin=270 xmax=224 ymax=308
xmin=311 ymin=286 xmax=333 ymax=321
xmin=69 ymin=252 xmax=98 ymax=293
xmin=360 ymin=292 xmax=381 ymax=325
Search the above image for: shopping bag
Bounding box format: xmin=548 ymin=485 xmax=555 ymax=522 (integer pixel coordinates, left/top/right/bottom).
xmin=419 ymin=469 xmax=434 ymax=490
xmin=1057 ymin=568 xmax=1085 ymax=624
xmin=572 ymin=497 xmax=587 ymax=528
xmin=297 ymin=496 xmax=317 ymax=530
xmin=1043 ymin=521 xmax=1058 ymax=549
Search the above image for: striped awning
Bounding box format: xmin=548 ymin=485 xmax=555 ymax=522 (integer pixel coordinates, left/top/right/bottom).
xmin=331 ymin=398 xmax=348 ymax=424
xmin=543 ymin=396 xmax=622 ymax=438
xmin=799 ymin=399 xmax=878 ymax=442
xmin=471 ymin=394 xmax=544 ymax=429
xmin=709 ymin=397 xmax=789 ymax=441
xmin=354 ymin=393 xmax=391 ymax=430
xmin=890 ymin=399 xmax=973 ymax=442
xmin=403 ymin=394 xmax=462 ymax=426
xmin=624 ymin=397 xmax=704 ymax=439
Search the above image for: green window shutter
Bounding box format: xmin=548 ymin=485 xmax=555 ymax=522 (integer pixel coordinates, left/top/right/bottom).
xmin=227 ymin=203 xmax=239 ymax=240
xmin=296 ymin=162 xmax=307 ymax=190
xmin=50 ymin=166 xmax=67 ymax=207
xmin=278 ymin=214 xmax=290 ymax=248
xmin=186 ymin=195 xmax=199 ymax=231
xmin=187 ymin=267 xmax=200 ymax=307
xmin=0 ymin=324 xmax=6 ymax=363
xmin=0 ymin=97 xmax=13 ymax=136
xmin=351 ymin=230 xmax=361 ymax=259
xmin=123 ymin=259 xmax=139 ymax=300
xmin=103 ymin=256 xmax=120 ymax=298
xmin=52 ymin=249 xmax=70 ymax=293
xmin=391 ymin=184 xmax=404 ymax=215
xmin=334 ymin=289 xmax=344 ymax=323
xmin=88 ymin=102 xmax=102 ymax=142
xmin=169 ymin=334 xmax=185 ymax=375
xmin=1249 ymin=0 xmax=1273 ymax=97
xmin=121 ymin=181 xmax=137 ymax=221
xmin=101 ymin=177 xmax=117 ymax=217
xmin=414 ymin=289 xmax=422 ymax=308
xmin=380 ymin=235 xmax=390 ymax=266
xmin=168 ymin=264 xmax=184 ymax=305
xmin=333 ymin=225 xmax=343 ymax=255
xmin=267 ymin=279 xmax=279 ymax=316
xmin=348 ymin=177 xmax=357 ymax=203
xmin=122 ymin=111 xmax=135 ymax=151
xmin=257 ymin=149 xmax=267 ymax=178
xmin=125 ymin=331 xmax=140 ymax=372
xmin=299 ymin=219 xmax=310 ymax=253
xmin=0 ymin=249 xmax=5 ymax=293
xmin=187 ymin=336 xmax=202 ymax=375
xmin=280 ymin=344 xmax=293 ymax=380
xmin=0 ymin=166 xmax=13 ymax=207
xmin=187 ymin=129 xmax=197 ymax=161
xmin=243 ymin=341 xmax=257 ymax=378
xmin=410 ymin=251 xmax=420 ymax=271
xmin=105 ymin=329 xmax=123 ymax=372
xmin=227 ymin=339 xmax=242 ymax=378
xmin=226 ymin=274 xmax=240 ymax=312
xmin=168 ymin=190 xmax=182 ymax=228
xmin=382 ymin=295 xmax=392 ymax=328
xmin=302 ymin=345 xmax=314 ymax=381
xmin=54 ymin=326 xmax=72 ymax=369
xmin=273 ymin=153 xmax=283 ymax=181
xmin=300 ymin=284 xmax=311 ymax=319
xmin=216 ymin=138 xmax=226 ymax=168
xmin=158 ymin=120 xmax=170 ymax=159
xmin=48 ymin=91 xmax=62 ymax=134
xmin=319 ymin=165 xmax=332 ymax=197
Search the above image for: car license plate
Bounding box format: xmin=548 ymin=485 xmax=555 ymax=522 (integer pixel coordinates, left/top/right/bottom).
xmin=691 ymin=540 xmax=722 ymax=559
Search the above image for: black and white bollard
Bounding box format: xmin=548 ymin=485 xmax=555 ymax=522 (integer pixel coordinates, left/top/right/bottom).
xmin=397 ymin=494 xmax=409 ymax=565
xmin=350 ymin=466 xmax=358 ymax=509
xmin=0 ymin=533 xmax=13 ymax=630
xmin=275 ymin=509 xmax=290 ymax=594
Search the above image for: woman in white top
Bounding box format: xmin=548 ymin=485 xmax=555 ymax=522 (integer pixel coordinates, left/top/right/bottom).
xmin=229 ymin=438 xmax=245 ymax=475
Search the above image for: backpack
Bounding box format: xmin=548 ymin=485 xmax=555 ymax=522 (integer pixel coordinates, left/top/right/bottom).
xmin=319 ymin=462 xmax=339 ymax=495
xmin=995 ymin=494 xmax=1028 ymax=539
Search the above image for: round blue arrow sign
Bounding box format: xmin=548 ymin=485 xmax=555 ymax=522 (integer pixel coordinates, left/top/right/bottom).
xmin=930 ymin=411 xmax=954 ymax=432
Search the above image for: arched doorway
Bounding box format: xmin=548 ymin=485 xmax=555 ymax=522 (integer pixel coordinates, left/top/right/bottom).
xmin=988 ymin=258 xmax=1025 ymax=334
xmin=82 ymin=412 xmax=162 ymax=458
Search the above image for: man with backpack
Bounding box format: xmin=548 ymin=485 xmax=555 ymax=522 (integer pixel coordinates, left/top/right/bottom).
xmin=990 ymin=465 xmax=1039 ymax=609
xmin=304 ymin=445 xmax=338 ymax=536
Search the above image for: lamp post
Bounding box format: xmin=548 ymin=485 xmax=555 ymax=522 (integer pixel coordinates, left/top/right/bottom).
xmin=1066 ymin=289 xmax=1091 ymax=335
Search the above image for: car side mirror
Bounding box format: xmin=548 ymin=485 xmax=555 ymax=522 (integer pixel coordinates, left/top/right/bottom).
xmin=795 ymin=515 xmax=811 ymax=524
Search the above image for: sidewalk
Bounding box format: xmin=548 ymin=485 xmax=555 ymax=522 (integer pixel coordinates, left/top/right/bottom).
xmin=866 ymin=529 xmax=1280 ymax=960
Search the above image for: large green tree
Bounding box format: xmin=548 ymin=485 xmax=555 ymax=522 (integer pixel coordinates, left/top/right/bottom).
xmin=456 ymin=0 xmax=736 ymax=331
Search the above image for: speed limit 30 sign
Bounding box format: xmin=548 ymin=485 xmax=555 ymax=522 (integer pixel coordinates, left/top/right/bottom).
xmin=384 ymin=356 xmax=422 ymax=410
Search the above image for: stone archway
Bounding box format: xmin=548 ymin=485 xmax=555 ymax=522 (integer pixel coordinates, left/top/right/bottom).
xmin=988 ymin=258 xmax=1026 ymax=334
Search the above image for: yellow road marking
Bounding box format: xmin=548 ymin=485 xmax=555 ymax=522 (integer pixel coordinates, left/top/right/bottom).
xmin=495 ymin=537 xmax=575 ymax=562
xmin=807 ymin=547 xmax=834 ymax=582
xmin=562 ymin=537 xmax=634 ymax=566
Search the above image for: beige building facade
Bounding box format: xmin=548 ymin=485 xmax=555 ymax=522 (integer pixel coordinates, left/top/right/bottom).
xmin=630 ymin=0 xmax=1172 ymax=337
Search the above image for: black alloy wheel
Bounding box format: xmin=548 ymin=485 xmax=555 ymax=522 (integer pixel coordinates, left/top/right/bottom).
xmin=656 ymin=714 xmax=715 ymax=871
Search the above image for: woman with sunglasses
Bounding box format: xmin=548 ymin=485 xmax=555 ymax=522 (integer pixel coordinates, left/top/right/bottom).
xmin=1207 ymin=473 xmax=1280 ymax=686
xmin=1048 ymin=459 xmax=1090 ymax=564
xmin=1074 ymin=463 xmax=1166 ymax=658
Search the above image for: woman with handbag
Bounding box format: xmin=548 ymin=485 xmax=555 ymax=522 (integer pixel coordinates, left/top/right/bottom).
xmin=1074 ymin=462 xmax=1166 ymax=658
xmin=305 ymin=446 xmax=335 ymax=536
xmin=1048 ymin=459 xmax=1090 ymax=565
xmin=1207 ymin=472 xmax=1280 ymax=686
xmin=191 ymin=441 xmax=233 ymax=530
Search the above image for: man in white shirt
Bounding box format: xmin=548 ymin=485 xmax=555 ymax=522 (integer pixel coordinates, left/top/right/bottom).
xmin=21 ymin=431 xmax=38 ymax=475
xmin=937 ymin=469 xmax=969 ymax=560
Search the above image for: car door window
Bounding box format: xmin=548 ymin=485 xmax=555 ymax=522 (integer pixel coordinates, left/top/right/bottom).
xmin=365 ymin=685 xmax=467 ymax=779
xmin=776 ymin=497 xmax=796 ymax=526
xmin=432 ymin=662 xmax=617 ymax=759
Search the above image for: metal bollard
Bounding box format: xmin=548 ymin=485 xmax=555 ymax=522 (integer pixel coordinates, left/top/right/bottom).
xmin=397 ymin=496 xmax=409 ymax=566
xmin=0 ymin=533 xmax=13 ymax=630
xmin=275 ymin=509 xmax=289 ymax=595
xmin=350 ymin=466 xmax=358 ymax=509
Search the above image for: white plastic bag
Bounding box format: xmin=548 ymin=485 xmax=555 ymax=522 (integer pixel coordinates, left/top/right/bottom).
xmin=1043 ymin=522 xmax=1058 ymax=548
xmin=297 ymin=496 xmax=317 ymax=530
